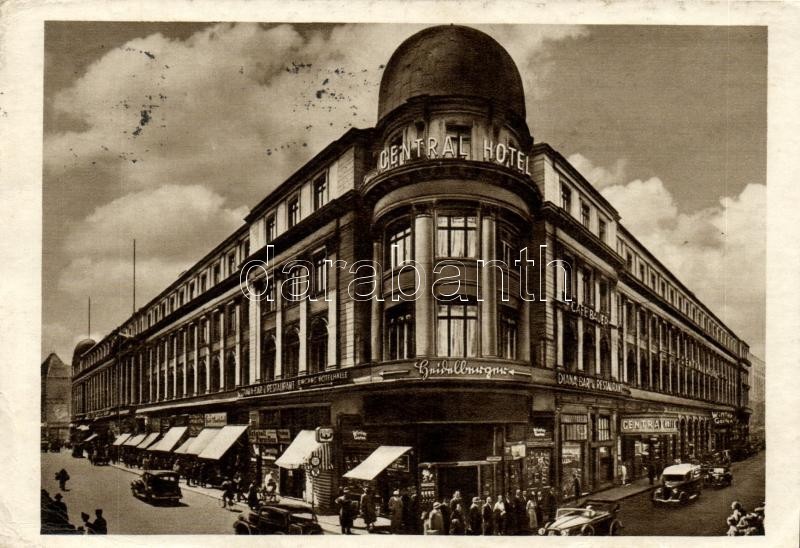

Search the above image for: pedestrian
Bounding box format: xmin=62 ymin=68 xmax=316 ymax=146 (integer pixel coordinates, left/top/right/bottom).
xmin=504 ymin=493 xmax=517 ymax=534
xmin=542 ymin=488 xmax=557 ymax=523
xmin=388 ymin=489 xmax=404 ymax=534
xmin=450 ymin=502 xmax=466 ymax=535
xmin=51 ymin=493 xmax=68 ymax=524
xmin=526 ymin=490 xmax=539 ymax=531
xmin=620 ymin=461 xmax=628 ymax=485
xmin=82 ymin=509 xmax=107 ymax=534
xmin=335 ymin=488 xmax=354 ymax=534
xmin=55 ymin=468 xmax=70 ymax=491
xmin=360 ymin=486 xmax=377 ymax=532
xmin=401 ymin=488 xmax=412 ymax=532
xmin=263 ymin=470 xmax=277 ymax=500
xmin=493 ymin=495 xmax=506 ymax=535
xmin=427 ymin=502 xmax=444 ymax=534
xmin=247 ymin=481 xmax=259 ymax=510
xmin=440 ymin=495 xmax=451 ymax=535
xmin=467 ymin=497 xmax=482 ymax=535
xmin=482 ymin=496 xmax=494 ymax=535
xmin=514 ymin=490 xmax=526 ymax=534
xmin=647 ymin=463 xmax=655 ymax=485
xmin=573 ymin=472 xmax=582 ymax=500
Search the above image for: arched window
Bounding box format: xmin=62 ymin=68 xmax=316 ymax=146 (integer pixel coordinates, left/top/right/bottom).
xmin=599 ymin=337 xmax=611 ymax=378
xmin=210 ymin=355 xmax=220 ymax=391
xmin=283 ymin=328 xmax=300 ymax=378
xmin=198 ymin=358 xmax=207 ymax=393
xmin=261 ymin=335 xmax=276 ymax=382
xmin=582 ymin=330 xmax=595 ymax=372
xmin=225 ymin=350 xmax=236 ymax=389
xmin=308 ymin=319 xmax=328 ymax=374
xmin=563 ymin=319 xmax=577 ymax=370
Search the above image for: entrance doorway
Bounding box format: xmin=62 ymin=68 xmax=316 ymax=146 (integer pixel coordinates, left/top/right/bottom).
xmin=438 ymin=465 xmax=479 ymax=503
xmin=280 ymin=467 xmax=305 ymax=499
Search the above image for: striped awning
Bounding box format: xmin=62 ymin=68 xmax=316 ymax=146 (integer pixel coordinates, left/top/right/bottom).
xmin=112 ymin=433 xmax=131 ymax=446
xmin=198 ymin=425 xmax=248 ymax=460
xmin=148 ymin=427 xmax=188 ymax=452
xmin=137 ymin=432 xmax=161 ymax=449
xmin=123 ymin=433 xmax=147 ymax=447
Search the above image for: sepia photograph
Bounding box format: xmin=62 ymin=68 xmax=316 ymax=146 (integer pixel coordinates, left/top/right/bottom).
xmin=0 ymin=1 xmax=792 ymax=545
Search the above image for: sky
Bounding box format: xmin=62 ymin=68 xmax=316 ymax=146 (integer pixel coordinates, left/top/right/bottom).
xmin=42 ymin=22 xmax=767 ymax=363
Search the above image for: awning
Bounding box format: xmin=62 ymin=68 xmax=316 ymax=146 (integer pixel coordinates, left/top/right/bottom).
xmin=148 ymin=427 xmax=188 ymax=452
xmin=137 ymin=432 xmax=161 ymax=449
xmin=123 ymin=433 xmax=147 ymax=447
xmin=343 ymin=446 xmax=412 ymax=481
xmin=112 ymin=433 xmax=131 ymax=446
xmin=198 ymin=425 xmax=249 ymax=460
xmin=275 ymin=430 xmax=320 ymax=470
xmin=83 ymin=433 xmax=99 ymax=443
xmin=173 ymin=437 xmax=195 ymax=455
xmin=184 ymin=428 xmax=222 ymax=455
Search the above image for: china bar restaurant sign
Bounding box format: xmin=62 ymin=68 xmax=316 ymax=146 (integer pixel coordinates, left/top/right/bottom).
xmin=620 ymin=416 xmax=679 ymax=435
xmin=238 ymin=369 xmax=351 ymax=399
xmin=556 ymin=371 xmax=626 ymax=394
xmin=378 ymin=137 xmax=532 ymax=176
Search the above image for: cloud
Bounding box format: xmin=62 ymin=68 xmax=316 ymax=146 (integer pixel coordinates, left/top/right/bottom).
xmin=568 ymin=152 xmax=628 ymax=189
xmin=595 ymin=160 xmax=766 ymax=356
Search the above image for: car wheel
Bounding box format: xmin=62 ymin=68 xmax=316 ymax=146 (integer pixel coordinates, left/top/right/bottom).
xmin=234 ymin=525 xmax=250 ymax=535
xmin=678 ymin=492 xmax=687 ymax=504
xmin=609 ymin=520 xmax=622 ymax=536
xmin=580 ymin=524 xmax=595 ymax=536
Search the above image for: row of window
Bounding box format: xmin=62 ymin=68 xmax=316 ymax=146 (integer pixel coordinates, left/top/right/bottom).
xmin=263 ymin=172 xmax=329 ymax=244
xmin=560 ymin=180 xmax=609 ymax=244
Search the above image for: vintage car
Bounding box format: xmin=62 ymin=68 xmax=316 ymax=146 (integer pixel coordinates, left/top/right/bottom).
xmin=704 ymin=465 xmax=733 ymax=488
xmin=234 ymin=502 xmax=324 ymax=535
xmin=652 ymin=463 xmax=703 ymax=505
xmin=131 ymin=470 xmax=182 ymax=504
xmin=538 ymin=500 xmax=623 ymax=536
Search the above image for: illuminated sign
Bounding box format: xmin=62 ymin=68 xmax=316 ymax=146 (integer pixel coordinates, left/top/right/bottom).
xmin=378 ymin=137 xmax=531 ymax=176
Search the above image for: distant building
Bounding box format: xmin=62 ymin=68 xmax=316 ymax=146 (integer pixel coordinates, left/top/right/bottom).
xmin=41 ymin=353 xmax=71 ymax=443
xmin=748 ymin=353 xmax=765 ymax=441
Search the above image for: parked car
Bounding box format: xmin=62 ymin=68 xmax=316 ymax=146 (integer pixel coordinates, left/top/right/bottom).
xmin=234 ymin=502 xmax=323 ymax=535
xmin=131 ymin=470 xmax=182 ymax=505
xmin=704 ymin=465 xmax=733 ymax=488
xmin=538 ymin=500 xmax=623 ymax=536
xmin=652 ymin=463 xmax=703 ymax=505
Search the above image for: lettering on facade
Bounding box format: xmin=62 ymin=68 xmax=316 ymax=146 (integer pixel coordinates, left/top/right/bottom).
xmin=204 ymin=412 xmax=227 ymax=428
xmin=620 ymin=416 xmax=678 ymax=434
xmin=556 ymin=372 xmax=625 ymax=394
xmin=248 ymin=428 xmax=278 ymax=444
xmin=377 ymin=137 xmax=531 ymax=176
xmin=568 ymin=301 xmax=610 ymax=327
xmin=238 ymin=369 xmax=352 ymax=398
xmin=352 ymin=429 xmax=368 ymax=441
xmin=712 ymin=411 xmax=735 ymax=425
xmin=414 ymin=359 xmax=518 ymax=381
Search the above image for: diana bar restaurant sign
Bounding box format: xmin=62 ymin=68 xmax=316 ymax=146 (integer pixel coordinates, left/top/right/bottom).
xmin=238 ymin=369 xmax=351 ymax=398
xmin=620 ymin=416 xmax=679 ymax=434
xmin=378 ymin=137 xmax=531 ymax=176
xmin=556 ymin=372 xmax=626 ymax=394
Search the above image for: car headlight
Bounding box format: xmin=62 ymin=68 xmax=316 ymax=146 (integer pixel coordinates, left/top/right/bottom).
xmin=560 ymin=529 xmax=570 ymax=536
xmin=538 ymin=528 xmax=546 ymax=536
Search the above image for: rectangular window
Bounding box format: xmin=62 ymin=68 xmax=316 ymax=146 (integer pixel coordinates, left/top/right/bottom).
xmin=582 ymin=268 xmax=593 ymax=306
xmin=650 ymin=273 xmax=656 ymax=289
xmin=228 ymin=252 xmax=236 ymax=275
xmin=189 ymin=281 xmax=195 ymax=299
xmin=227 ymin=305 xmax=236 ymax=335
xmin=580 ymin=200 xmax=590 ymax=227
xmin=199 ymin=273 xmax=207 ymax=293
xmin=265 ymin=214 xmax=276 ymax=243
xmin=388 ymin=225 xmax=412 ymax=270
xmin=436 ymin=215 xmax=477 ymax=258
xmin=313 ymin=252 xmax=327 ymax=296
xmin=178 ymin=290 xmax=184 ymax=307
xmin=560 ymin=182 xmax=572 ymax=212
xmin=445 ymin=124 xmax=471 ymax=159
xmin=313 ymin=173 xmax=328 ymax=211
xmin=599 ymin=279 xmax=609 ymax=313
xmin=436 ymin=303 xmax=478 ymax=357
xmin=288 ymin=196 xmax=300 ymax=228
xmin=596 ymin=416 xmax=611 ymax=441
xmin=242 ymin=239 xmax=250 ymax=261
xmin=499 ymin=308 xmax=518 ymax=360
xmin=213 ymin=263 xmax=221 ymax=285
xmin=639 ymin=263 xmax=645 ymax=280
xmin=598 ymin=219 xmax=607 ymax=242
xmin=285 ymin=266 xmax=307 ymax=303
xmin=387 ymin=306 xmax=414 ymax=360
xmin=264 ymin=275 xmax=276 ymax=312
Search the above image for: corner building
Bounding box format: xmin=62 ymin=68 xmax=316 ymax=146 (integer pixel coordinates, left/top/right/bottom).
xmin=71 ymin=25 xmax=752 ymax=510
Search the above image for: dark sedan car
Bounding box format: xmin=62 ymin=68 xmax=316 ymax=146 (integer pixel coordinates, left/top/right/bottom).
xmin=131 ymin=470 xmax=182 ymax=505
xmin=234 ymin=502 xmax=323 ymax=535
xmin=652 ymin=463 xmax=704 ymax=505
xmin=539 ymin=500 xmax=623 ymax=536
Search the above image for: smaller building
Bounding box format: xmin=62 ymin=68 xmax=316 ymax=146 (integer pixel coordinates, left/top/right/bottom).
xmin=748 ymin=353 xmax=765 ymax=443
xmin=41 ymin=353 xmax=72 ymax=444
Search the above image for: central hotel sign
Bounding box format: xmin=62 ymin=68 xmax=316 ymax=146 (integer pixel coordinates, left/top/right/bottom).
xmin=620 ymin=416 xmax=679 ymax=434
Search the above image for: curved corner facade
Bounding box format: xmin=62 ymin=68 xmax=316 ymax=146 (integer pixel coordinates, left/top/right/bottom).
xmin=70 ymin=25 xmax=752 ymax=511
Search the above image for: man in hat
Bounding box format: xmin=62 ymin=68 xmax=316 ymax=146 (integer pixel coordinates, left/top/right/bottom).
xmin=55 ymin=468 xmax=70 ymax=491
xmin=388 ymin=489 xmax=403 ymax=534
xmin=427 ymin=502 xmax=444 ymax=535
xmin=83 ymin=509 xmax=107 ymax=534
xmin=468 ymin=497 xmax=483 ymax=535
xmin=335 ymin=487 xmax=354 ymax=534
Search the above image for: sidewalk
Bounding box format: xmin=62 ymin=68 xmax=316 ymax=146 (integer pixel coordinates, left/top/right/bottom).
xmin=110 ymin=462 xmax=389 ymax=535
xmin=576 ymin=477 xmax=654 ymax=505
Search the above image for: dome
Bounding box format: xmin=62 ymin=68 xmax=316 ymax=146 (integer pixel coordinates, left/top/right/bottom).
xmin=72 ymin=338 xmax=96 ymax=361
xmin=378 ymin=25 xmax=526 ymax=123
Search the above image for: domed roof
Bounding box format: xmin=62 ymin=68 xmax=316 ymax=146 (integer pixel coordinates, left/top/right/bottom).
xmin=378 ymin=25 xmax=526 ymax=123
xmin=73 ymin=338 xmax=96 ymax=360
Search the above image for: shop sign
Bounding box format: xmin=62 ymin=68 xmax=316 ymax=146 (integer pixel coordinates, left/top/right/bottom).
xmin=351 ymin=429 xmax=368 ymax=441
xmin=204 ymin=412 xmax=227 ymax=428
xmin=556 ymin=372 xmax=625 ymax=394
xmin=532 ymin=427 xmax=549 ymax=438
xmin=277 ymin=429 xmax=291 ymax=443
xmin=486 ymin=455 xmax=503 ymax=463
xmin=712 ymin=411 xmax=734 ymax=426
xmin=568 ymin=301 xmax=610 ymax=327
xmin=414 ymin=359 xmax=520 ymax=381
xmin=377 ymin=137 xmax=532 ymax=176
xmin=316 ymin=426 xmax=335 ymax=443
xmin=188 ymin=414 xmax=205 ymax=436
xmin=510 ymin=443 xmax=526 ymax=459
xmin=238 ymin=369 xmax=351 ymax=398
xmin=248 ymin=429 xmax=278 ymax=444
xmin=620 ymin=416 xmax=678 ymax=434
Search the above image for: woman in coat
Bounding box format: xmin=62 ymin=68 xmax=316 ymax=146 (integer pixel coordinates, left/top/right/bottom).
xmin=526 ymin=490 xmax=539 ymax=531
xmin=360 ymin=487 xmax=377 ymax=532
xmin=481 ymin=496 xmax=494 ymax=535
